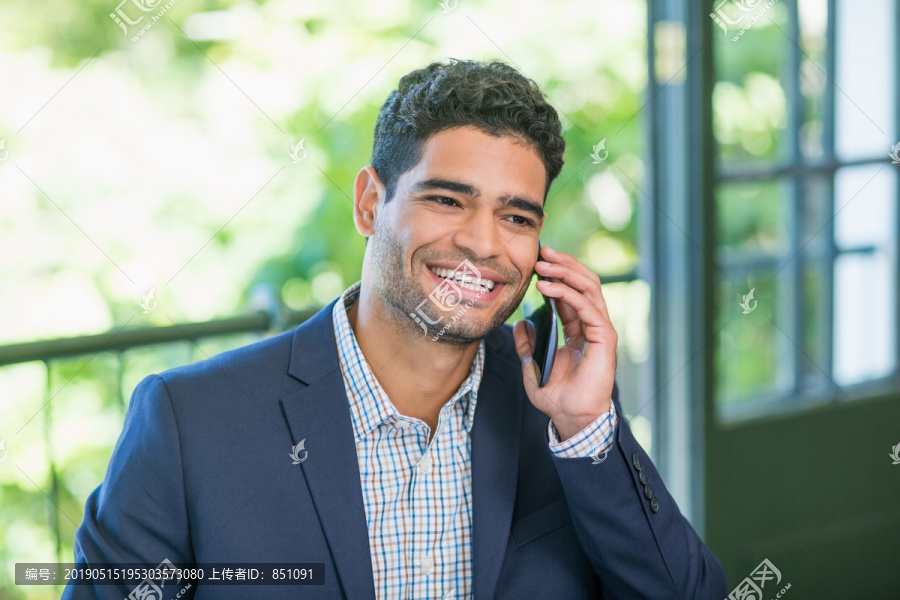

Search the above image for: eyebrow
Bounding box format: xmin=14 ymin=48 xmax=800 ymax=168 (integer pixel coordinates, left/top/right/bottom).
xmin=409 ymin=177 xmax=545 ymax=221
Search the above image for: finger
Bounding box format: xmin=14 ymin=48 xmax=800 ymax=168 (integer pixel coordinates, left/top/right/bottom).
xmin=534 ymin=260 xmax=610 ymax=322
xmin=525 ymin=318 xmax=536 ymax=351
xmin=539 ymin=245 xmax=582 ymax=268
xmin=535 ymin=252 xmax=611 ymax=322
xmin=553 ymin=296 xmax=588 ymax=348
xmin=513 ymin=319 xmax=541 ymax=385
xmin=512 ymin=318 xmax=536 ymax=354
xmin=535 ymin=279 xmax=610 ymax=345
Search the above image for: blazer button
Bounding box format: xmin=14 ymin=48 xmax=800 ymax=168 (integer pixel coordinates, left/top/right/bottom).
xmin=632 ymin=453 xmax=642 ymax=471
xmin=639 ymin=471 xmax=648 ymax=485
xmin=644 ymin=484 xmax=653 ymax=500
xmin=650 ymin=497 xmax=660 ymax=513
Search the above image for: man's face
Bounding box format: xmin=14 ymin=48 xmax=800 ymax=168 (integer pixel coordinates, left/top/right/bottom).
xmin=366 ymin=125 xmax=547 ymax=346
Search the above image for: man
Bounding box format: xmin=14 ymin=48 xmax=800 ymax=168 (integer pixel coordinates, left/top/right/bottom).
xmin=65 ymin=58 xmax=727 ymax=599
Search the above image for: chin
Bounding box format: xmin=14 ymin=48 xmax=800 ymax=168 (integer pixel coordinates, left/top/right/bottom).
xmin=429 ymin=312 xmax=510 ymax=345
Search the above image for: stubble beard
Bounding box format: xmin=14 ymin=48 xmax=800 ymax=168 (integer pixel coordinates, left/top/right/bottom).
xmin=368 ymin=222 xmax=529 ymax=347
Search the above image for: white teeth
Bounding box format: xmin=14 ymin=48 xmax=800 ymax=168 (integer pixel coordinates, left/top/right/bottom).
xmin=429 ymin=267 xmax=496 ymax=291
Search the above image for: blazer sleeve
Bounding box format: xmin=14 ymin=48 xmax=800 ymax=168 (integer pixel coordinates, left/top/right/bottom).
xmin=550 ymin=383 xmax=728 ymax=600
xmin=61 ymin=374 xmax=195 ymax=600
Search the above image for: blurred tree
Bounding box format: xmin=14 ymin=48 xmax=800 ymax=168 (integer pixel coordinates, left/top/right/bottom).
xmin=0 ymin=1 xmax=650 ymax=597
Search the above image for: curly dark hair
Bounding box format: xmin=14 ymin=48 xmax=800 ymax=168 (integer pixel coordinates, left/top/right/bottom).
xmin=371 ymin=58 xmax=566 ymax=205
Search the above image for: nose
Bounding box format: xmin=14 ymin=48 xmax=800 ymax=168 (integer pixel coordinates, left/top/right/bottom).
xmin=451 ymin=207 xmax=504 ymax=261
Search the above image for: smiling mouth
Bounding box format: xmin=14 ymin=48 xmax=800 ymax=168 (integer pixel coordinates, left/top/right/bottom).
xmin=428 ymin=266 xmax=497 ymax=293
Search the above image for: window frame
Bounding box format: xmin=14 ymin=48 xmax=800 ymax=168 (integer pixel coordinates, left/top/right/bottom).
xmin=708 ymin=0 xmax=900 ymax=422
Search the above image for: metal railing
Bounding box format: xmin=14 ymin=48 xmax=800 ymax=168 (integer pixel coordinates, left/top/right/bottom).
xmin=0 ymin=308 xmax=318 ymax=367
xmin=0 ymin=304 xmax=318 ymax=568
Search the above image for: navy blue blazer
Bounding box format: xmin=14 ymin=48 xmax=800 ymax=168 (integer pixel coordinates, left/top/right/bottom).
xmin=64 ymin=298 xmax=727 ymax=599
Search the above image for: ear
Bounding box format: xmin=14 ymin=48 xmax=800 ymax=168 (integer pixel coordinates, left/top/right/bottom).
xmin=353 ymin=166 xmax=385 ymax=238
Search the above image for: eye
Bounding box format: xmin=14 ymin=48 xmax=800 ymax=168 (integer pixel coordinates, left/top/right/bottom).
xmin=505 ymin=214 xmax=536 ymax=228
xmin=426 ymin=195 xmax=460 ymax=207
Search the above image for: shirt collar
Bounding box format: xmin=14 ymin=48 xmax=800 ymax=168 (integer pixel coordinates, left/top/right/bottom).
xmin=332 ymin=281 xmax=485 ymax=442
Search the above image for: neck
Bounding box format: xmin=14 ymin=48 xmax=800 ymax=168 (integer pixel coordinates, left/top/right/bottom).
xmin=346 ymin=286 xmax=480 ymax=433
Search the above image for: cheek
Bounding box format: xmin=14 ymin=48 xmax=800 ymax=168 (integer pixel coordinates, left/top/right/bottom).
xmin=513 ymin=275 xmax=532 ymax=298
xmin=516 ymin=268 xmax=536 ymax=298
xmin=405 ymin=213 xmax=456 ymax=250
xmin=513 ymin=256 xmax=536 ymax=281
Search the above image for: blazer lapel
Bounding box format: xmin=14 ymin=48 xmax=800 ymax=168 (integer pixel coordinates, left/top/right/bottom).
xmin=279 ymin=302 xmax=524 ymax=600
xmin=471 ymin=330 xmax=523 ymax=600
xmin=280 ymin=300 xmax=376 ymax=600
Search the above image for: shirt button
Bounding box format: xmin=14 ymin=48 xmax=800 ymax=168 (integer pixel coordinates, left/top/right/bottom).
xmin=421 ymin=555 xmax=434 ymax=573
xmin=418 ymin=455 xmax=433 ymax=473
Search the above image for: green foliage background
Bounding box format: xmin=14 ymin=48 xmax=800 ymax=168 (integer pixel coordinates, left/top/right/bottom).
xmin=0 ymin=1 xmax=653 ymax=596
xmin=1 ymin=1 xmax=817 ymax=596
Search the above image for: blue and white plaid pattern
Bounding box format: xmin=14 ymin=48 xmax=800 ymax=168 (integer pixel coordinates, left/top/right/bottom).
xmin=332 ymin=281 xmax=617 ymax=599
xmin=546 ymin=398 xmax=617 ymax=457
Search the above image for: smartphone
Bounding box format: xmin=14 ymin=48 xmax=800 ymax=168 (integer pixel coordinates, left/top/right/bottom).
xmin=527 ymin=243 xmax=558 ymax=387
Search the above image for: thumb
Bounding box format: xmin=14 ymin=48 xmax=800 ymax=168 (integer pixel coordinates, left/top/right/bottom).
xmin=513 ymin=320 xmax=541 ymax=384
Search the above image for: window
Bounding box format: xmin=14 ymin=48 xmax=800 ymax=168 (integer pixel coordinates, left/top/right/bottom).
xmin=711 ymin=0 xmax=899 ymax=417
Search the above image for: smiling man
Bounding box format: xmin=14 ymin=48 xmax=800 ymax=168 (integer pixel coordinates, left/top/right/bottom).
xmin=65 ymin=59 xmax=727 ymax=600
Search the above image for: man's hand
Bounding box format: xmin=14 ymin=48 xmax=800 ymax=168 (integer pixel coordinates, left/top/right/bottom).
xmin=513 ymin=246 xmax=617 ymax=441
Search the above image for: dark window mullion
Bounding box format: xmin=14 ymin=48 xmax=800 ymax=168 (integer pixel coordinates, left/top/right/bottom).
xmin=894 ymin=0 xmax=900 ymax=379
xmin=718 ymin=245 xmax=877 ymax=276
xmin=822 ymin=0 xmax=837 ymax=391
xmin=716 ymin=154 xmax=890 ymax=182
xmin=643 ymin=0 xmax=661 ymax=469
xmin=783 ymin=0 xmax=803 ymax=397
